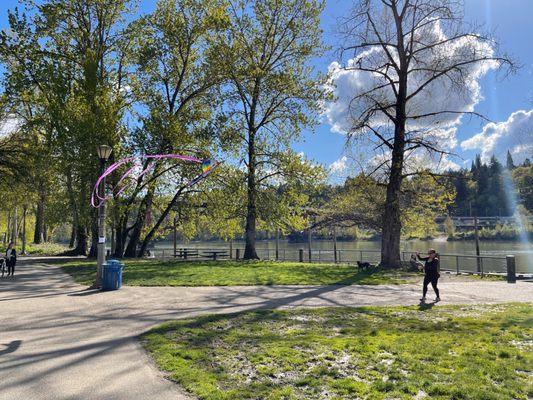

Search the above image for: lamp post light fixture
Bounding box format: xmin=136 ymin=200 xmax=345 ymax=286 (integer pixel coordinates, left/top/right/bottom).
xmin=96 ymin=144 xmax=112 ymax=288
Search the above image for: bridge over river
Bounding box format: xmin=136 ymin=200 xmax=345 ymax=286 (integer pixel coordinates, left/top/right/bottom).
xmin=435 ymin=216 xmax=533 ymax=230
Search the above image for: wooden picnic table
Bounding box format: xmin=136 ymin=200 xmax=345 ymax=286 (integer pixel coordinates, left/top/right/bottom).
xmin=174 ymin=248 xmax=199 ymax=259
xmin=201 ymin=250 xmax=229 ymax=261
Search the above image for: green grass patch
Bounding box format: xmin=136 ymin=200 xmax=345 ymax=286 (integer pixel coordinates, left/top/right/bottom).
xmin=142 ymin=303 xmax=533 ymax=400
xmin=59 ymin=259 xmax=414 ymax=286
xmin=1 ymin=242 xmax=68 ymax=256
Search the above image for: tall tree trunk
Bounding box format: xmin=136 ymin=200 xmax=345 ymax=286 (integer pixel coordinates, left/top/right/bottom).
xmin=33 ymin=191 xmax=45 ymax=244
xmin=33 ymin=205 xmax=43 ymax=244
xmin=21 ymin=205 xmax=27 ymax=254
xmin=43 ymin=221 xmax=48 ymax=242
xmin=244 ymin=129 xmax=259 ymax=260
xmin=138 ymin=187 xmax=185 ymax=257
xmin=380 ymin=143 xmax=404 ymax=268
xmin=114 ymin=215 xmax=127 ymax=257
xmin=73 ymin=225 xmax=88 ymax=255
xmin=88 ymin=212 xmax=98 ymax=258
xmin=69 ymin=225 xmax=76 ymax=248
xmin=64 ymin=171 xmax=88 ymax=255
xmin=11 ymin=207 xmax=17 ymax=245
xmin=381 ymin=71 xmax=407 ymax=268
xmin=6 ymin=210 xmax=11 ymax=244
xmin=124 ymin=188 xmax=155 ymax=257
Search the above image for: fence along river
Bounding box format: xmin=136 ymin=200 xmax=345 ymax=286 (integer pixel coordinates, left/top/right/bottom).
xmin=152 ymin=239 xmax=533 ymax=275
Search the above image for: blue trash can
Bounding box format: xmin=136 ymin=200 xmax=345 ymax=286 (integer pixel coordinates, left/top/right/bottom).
xmin=102 ymin=260 xmax=123 ymax=291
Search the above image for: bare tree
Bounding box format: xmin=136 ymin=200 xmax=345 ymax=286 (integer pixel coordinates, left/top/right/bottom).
xmin=336 ymin=0 xmax=514 ymax=267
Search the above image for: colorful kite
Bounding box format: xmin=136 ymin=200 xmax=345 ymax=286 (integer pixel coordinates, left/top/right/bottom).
xmin=91 ymin=153 xmax=220 ymax=208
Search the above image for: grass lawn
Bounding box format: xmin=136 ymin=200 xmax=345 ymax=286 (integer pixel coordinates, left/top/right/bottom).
xmin=59 ymin=260 xmax=415 ymax=286
xmin=142 ymin=303 xmax=533 ymax=400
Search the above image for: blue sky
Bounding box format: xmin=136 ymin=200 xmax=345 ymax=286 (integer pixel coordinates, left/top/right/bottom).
xmin=1 ymin=0 xmax=532 ymax=174
xmin=308 ymin=0 xmax=533 ymax=173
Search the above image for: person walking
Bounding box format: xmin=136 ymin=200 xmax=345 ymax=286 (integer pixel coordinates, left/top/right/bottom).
xmin=5 ymin=242 xmax=17 ymax=277
xmin=416 ymin=249 xmax=440 ymax=302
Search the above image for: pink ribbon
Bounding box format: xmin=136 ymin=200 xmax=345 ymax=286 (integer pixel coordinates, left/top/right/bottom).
xmin=91 ymin=154 xmax=216 ymax=208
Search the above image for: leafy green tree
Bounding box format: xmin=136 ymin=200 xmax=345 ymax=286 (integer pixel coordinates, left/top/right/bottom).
xmin=506 ymin=150 xmax=516 ymax=170
xmin=512 ymin=165 xmax=533 ymax=213
xmin=316 ymin=172 xmax=454 ymax=241
xmin=448 ymin=169 xmax=473 ymax=216
xmin=443 ymin=215 xmax=455 ymax=237
xmin=1 ymin=0 xmax=132 ymax=255
xmin=217 ymin=0 xmax=326 ymax=259
xmin=119 ymin=0 xmax=229 ymax=257
xmin=400 ymin=173 xmax=455 ymax=239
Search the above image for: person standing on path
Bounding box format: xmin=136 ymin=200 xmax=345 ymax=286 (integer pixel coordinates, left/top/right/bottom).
xmin=416 ymin=249 xmax=440 ymax=302
xmin=5 ymin=241 xmax=17 ymax=276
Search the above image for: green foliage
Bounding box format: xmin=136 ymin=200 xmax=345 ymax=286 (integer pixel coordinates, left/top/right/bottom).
xmin=512 ymin=165 xmax=533 ymax=213
xmin=60 ymin=259 xmax=413 ymax=286
xmin=443 ymin=215 xmax=455 ymax=237
xmin=21 ymin=242 xmax=68 ymax=255
xmin=449 ymin=155 xmax=532 ymax=217
xmin=142 ymin=304 xmax=533 ymax=400
xmin=447 ymin=223 xmax=533 ymax=241
xmin=0 ymin=0 xmax=134 ymax=252
xmin=214 ymin=0 xmax=327 ymax=257
xmin=316 ymin=174 xmax=384 ymax=231
xmin=401 ymin=173 xmax=455 ymax=239
xmin=316 ymin=172 xmax=455 ymax=240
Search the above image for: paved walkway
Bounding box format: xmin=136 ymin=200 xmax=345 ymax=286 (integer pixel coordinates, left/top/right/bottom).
xmin=0 ymin=262 xmax=531 ymax=400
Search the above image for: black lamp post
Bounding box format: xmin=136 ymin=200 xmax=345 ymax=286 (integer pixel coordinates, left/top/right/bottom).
xmin=96 ymin=144 xmax=112 ymax=287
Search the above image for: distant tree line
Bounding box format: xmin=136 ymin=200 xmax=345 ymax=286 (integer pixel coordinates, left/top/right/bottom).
xmin=447 ymin=151 xmax=532 ymax=217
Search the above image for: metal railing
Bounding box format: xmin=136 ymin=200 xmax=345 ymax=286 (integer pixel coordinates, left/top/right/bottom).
xmin=149 ymin=246 xmax=522 ymax=277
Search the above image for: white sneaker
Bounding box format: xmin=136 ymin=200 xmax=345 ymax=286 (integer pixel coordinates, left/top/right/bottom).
xmin=435 ymin=297 xmax=441 ymax=302
xmin=420 ymin=297 xmax=426 ymax=302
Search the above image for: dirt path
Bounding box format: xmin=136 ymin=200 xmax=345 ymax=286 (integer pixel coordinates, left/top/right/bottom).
xmin=0 ymin=262 xmax=531 ymax=400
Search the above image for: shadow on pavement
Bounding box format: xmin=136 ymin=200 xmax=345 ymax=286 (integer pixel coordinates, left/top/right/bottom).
xmin=0 ymin=340 xmax=22 ymax=356
xmin=68 ymin=288 xmax=102 ymax=297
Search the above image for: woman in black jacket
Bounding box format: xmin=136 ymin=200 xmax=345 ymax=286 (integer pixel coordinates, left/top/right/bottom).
xmin=416 ymin=249 xmax=440 ymax=302
xmin=5 ymin=242 xmax=17 ymax=276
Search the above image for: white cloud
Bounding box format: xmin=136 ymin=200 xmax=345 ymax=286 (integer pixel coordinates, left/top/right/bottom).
xmin=407 ymin=153 xmax=461 ymax=173
xmin=461 ymin=109 xmax=533 ymax=164
xmin=324 ymin=20 xmax=498 ymax=158
xmin=369 ymin=151 xmax=460 ymax=178
xmin=328 ymin=156 xmax=351 ymax=184
xmin=329 ymin=156 xmax=348 ymax=173
xmin=0 ymin=116 xmax=21 ymax=137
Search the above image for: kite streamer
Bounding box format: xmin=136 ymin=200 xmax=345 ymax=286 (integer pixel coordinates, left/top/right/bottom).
xmin=91 ymin=154 xmax=219 ymax=208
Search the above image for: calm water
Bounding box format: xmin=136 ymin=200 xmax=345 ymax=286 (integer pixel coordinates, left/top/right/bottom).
xmin=155 ymin=239 xmax=533 ymax=274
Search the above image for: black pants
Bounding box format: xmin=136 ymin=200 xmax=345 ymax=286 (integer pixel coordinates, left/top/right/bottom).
xmin=7 ymin=262 xmax=15 ymax=276
xmin=423 ymin=274 xmax=439 ymax=298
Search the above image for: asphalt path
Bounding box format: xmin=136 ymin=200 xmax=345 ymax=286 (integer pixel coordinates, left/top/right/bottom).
xmin=1 ymin=261 xmax=531 ymax=400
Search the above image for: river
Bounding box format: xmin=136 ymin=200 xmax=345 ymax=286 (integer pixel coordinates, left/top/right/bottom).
xmin=154 ymin=239 xmax=533 ymax=274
